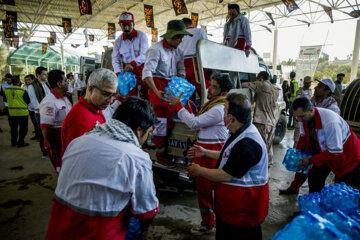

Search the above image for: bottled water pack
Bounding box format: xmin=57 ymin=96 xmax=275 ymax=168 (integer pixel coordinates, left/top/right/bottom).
xmin=298 ymin=182 xmax=359 ymax=214
xmin=164 ymin=76 xmax=195 ymax=106
xmin=117 ymin=71 xmax=137 ymax=96
xmin=282 ymin=148 xmax=312 ymax=174
xmin=272 ymin=212 xmax=351 ymax=240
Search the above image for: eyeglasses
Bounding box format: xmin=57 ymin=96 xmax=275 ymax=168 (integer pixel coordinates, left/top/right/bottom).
xmin=93 ymin=85 xmax=117 ymax=99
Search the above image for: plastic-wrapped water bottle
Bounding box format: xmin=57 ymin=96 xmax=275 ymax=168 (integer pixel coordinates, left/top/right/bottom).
xmin=282 ymin=148 xmax=312 ymax=174
xmin=117 ymin=71 xmax=137 ymax=96
xmin=324 ymin=210 xmax=360 ymax=239
xmin=320 ymin=183 xmax=360 ymax=213
xmin=164 ymin=76 xmax=195 ymax=106
xmin=272 ymin=212 xmax=351 ymax=240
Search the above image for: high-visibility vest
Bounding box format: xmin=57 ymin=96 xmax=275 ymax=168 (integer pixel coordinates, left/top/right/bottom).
xmin=289 ymin=79 xmax=299 ymax=102
xmin=5 ymin=86 xmax=29 ymax=116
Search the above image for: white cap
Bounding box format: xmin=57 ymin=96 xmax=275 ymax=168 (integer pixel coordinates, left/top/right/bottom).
xmin=316 ymin=78 xmax=336 ymax=93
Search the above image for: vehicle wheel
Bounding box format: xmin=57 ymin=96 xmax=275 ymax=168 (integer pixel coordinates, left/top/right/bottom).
xmin=274 ymin=114 xmax=287 ymax=145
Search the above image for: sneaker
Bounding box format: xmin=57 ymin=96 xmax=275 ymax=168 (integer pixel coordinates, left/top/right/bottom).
xmin=42 ymin=155 xmax=50 ymax=160
xmin=190 ymin=225 xmax=215 ymax=235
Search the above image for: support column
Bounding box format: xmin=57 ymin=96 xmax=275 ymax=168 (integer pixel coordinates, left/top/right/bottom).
xmin=350 ymin=19 xmax=360 ymax=82
xmin=9 ymin=65 xmax=12 ymax=74
xmin=272 ymin=27 xmax=278 ymax=77
xmin=25 ymin=60 xmax=29 ymax=74
xmin=60 ymin=43 xmax=65 ymax=71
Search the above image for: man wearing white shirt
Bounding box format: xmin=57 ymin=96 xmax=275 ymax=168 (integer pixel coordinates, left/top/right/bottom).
xmin=167 ymin=73 xmax=232 ymax=235
xmin=74 ymin=74 xmax=86 ymax=100
xmin=1 ymin=73 xmax=13 ymax=113
xmin=112 ymin=12 xmax=149 ymax=98
xmin=180 ymin=18 xmax=209 ymax=101
xmin=143 ymin=19 xmax=193 ymax=166
xmin=65 ymin=73 xmax=74 ymax=104
xmin=23 ymin=74 xmax=39 ymax=141
xmin=40 ymin=70 xmax=72 ymax=173
xmin=27 ymin=67 xmax=51 ymax=158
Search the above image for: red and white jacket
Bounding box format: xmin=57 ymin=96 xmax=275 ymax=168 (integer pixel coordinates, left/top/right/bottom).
xmin=46 ymin=132 xmax=159 ymax=240
xmin=297 ymin=107 xmax=360 ymax=178
xmin=215 ymin=124 xmax=269 ymax=228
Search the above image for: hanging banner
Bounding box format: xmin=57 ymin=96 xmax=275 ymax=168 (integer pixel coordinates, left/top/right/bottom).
xmin=260 ymin=25 xmax=272 ymax=33
xmin=322 ymin=5 xmax=334 ymax=23
xmin=89 ymin=35 xmax=94 ymax=41
xmin=265 ymin=12 xmax=275 ymax=26
xmin=0 ymin=0 xmax=15 ymax=6
xmin=201 ymin=25 xmax=207 ymax=33
xmin=50 ymin=32 xmax=56 ymax=43
xmin=42 ymin=43 xmax=48 ymax=54
xmin=191 ymin=12 xmax=199 ymax=27
xmin=151 ymin=28 xmax=158 ymax=45
xmin=172 ymin=0 xmax=188 ymax=16
xmin=103 ymin=46 xmax=109 ymax=51
xmin=108 ymin=23 xmax=115 ymax=40
xmin=296 ymin=19 xmax=311 ymax=27
xmin=349 ymin=10 xmax=360 ymax=18
xmin=296 ymin=45 xmax=323 ymax=82
xmin=6 ymin=11 xmax=17 ymax=31
xmin=78 ymin=0 xmax=92 ymax=15
xmin=13 ymin=36 xmax=19 ymax=48
xmin=8 ymin=38 xmax=13 ymax=47
xmin=47 ymin=37 xmax=55 ymax=46
xmin=2 ymin=20 xmax=14 ymax=38
xmin=144 ymin=5 xmax=154 ymax=28
xmin=62 ymin=18 xmax=72 ymax=34
xmin=281 ymin=0 xmax=299 ymax=13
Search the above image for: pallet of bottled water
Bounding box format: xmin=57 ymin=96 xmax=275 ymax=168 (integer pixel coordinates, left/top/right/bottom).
xmin=273 ymin=183 xmax=360 ymax=240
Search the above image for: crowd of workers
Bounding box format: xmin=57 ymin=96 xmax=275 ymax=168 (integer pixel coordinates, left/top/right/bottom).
xmin=1 ymin=3 xmax=359 ymax=240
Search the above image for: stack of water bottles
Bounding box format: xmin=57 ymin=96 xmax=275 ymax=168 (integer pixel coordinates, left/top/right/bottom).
xmin=117 ymin=71 xmax=137 ymax=96
xmin=164 ymin=76 xmax=195 ymax=106
xmin=273 ymin=182 xmax=360 ymax=240
xmin=282 ymin=148 xmax=312 ymax=174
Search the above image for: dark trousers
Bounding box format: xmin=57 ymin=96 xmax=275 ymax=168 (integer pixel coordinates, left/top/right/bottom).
xmin=335 ymin=163 xmax=360 ymax=186
xmin=216 ymin=217 xmax=262 ymax=240
xmin=66 ymin=92 xmax=73 ymax=105
xmin=29 ymin=110 xmax=40 ymax=138
xmin=77 ymin=90 xmax=82 ymax=100
xmin=35 ymin=113 xmax=47 ymax=156
xmin=8 ymin=115 xmax=28 ymax=146
xmin=288 ymin=102 xmax=294 ymax=127
xmin=308 ymin=165 xmax=331 ymax=193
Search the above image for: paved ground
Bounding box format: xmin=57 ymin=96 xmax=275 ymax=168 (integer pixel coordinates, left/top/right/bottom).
xmin=0 ymin=114 xmax=333 ymax=240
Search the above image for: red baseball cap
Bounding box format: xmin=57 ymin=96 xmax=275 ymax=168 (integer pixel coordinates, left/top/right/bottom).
xmin=119 ymin=12 xmax=134 ymax=24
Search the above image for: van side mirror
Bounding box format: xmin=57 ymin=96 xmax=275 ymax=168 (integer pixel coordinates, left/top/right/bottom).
xmin=271 ymin=75 xmax=277 ymax=84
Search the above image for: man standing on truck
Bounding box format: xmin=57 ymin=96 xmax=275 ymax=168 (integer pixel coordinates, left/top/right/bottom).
xmin=166 ymin=73 xmax=232 ymax=235
xmin=179 ymin=18 xmax=209 ymax=101
xmin=223 ymin=3 xmax=252 ymax=88
xmin=223 ymin=4 xmax=252 ymax=57
xmin=112 ymin=12 xmax=149 ymax=98
xmin=142 ymin=19 xmax=193 ymax=166
xmin=187 ymin=92 xmax=269 ymax=239
xmin=242 ymin=71 xmax=279 ymax=168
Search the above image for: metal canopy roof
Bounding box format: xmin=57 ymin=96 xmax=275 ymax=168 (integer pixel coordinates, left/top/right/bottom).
xmin=1 ymin=0 xmax=358 ymax=36
xmin=7 ymin=42 xmax=80 ymax=69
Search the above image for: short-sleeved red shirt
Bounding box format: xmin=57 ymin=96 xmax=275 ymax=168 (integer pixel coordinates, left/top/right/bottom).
xmin=61 ymin=96 xmax=106 ymax=157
